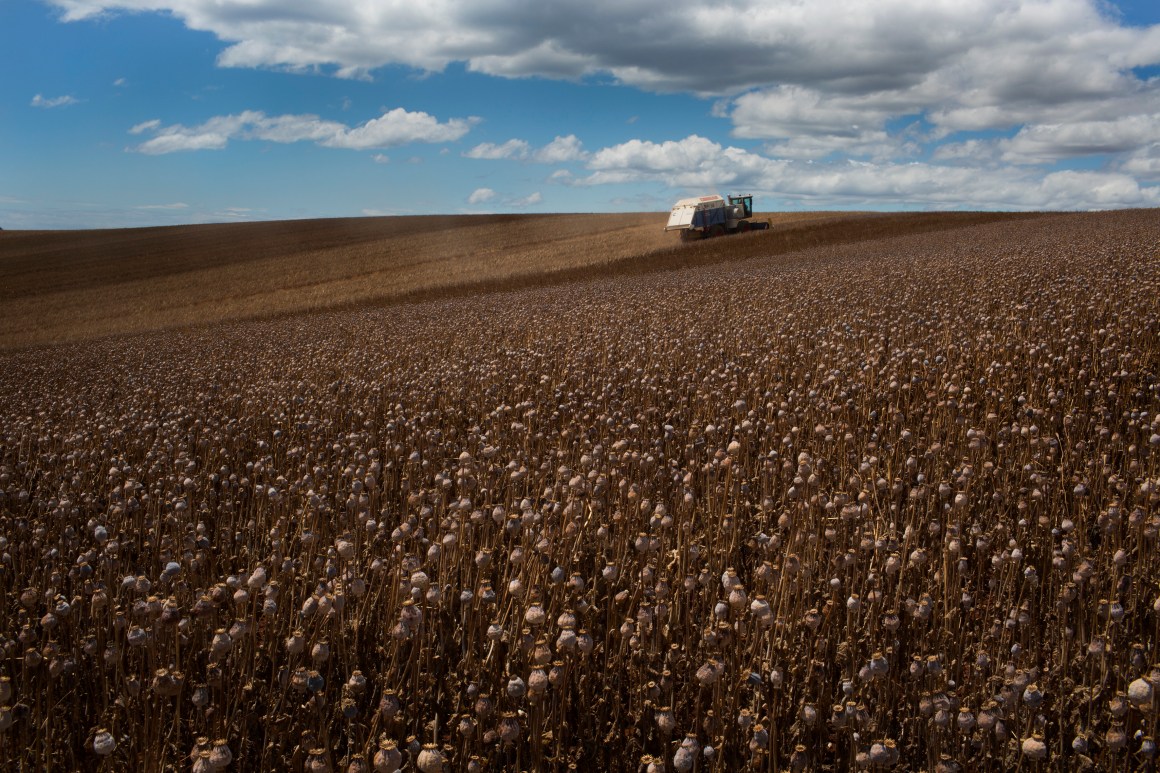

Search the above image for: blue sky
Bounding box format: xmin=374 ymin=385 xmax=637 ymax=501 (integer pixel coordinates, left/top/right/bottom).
xmin=3 ymin=0 xmax=1160 ymax=228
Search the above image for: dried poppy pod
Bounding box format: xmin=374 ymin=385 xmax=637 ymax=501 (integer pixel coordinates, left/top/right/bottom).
xmin=457 ymin=714 xmax=477 ymax=738
xmin=789 ymin=745 xmax=809 ymax=772
xmin=473 ymin=693 xmax=493 ymax=719
xmin=527 ymin=668 xmax=549 ymax=696
xmin=192 ymin=750 xmax=215 ymax=773
xmin=531 ymin=636 xmax=552 ymax=665
xmin=506 ymin=674 xmax=527 ymax=700
xmin=556 ymin=627 xmax=578 ymax=652
xmin=209 ymin=628 xmax=232 ymax=659
xmin=188 ymin=735 xmax=212 ymax=763
xmin=92 ymin=727 xmax=116 ymax=756
xmin=1129 ymin=676 xmax=1154 ymax=710
xmin=415 ymin=743 xmax=445 ymax=773
xmin=498 ymin=711 xmax=521 ymax=744
xmin=803 ymin=608 xmax=822 ymax=630
xmin=524 ymin=603 xmax=547 ymax=627
xmin=672 ymin=734 xmax=699 ymax=773
xmin=311 ymin=640 xmax=331 ymax=665
xmin=868 ymin=739 xmax=899 ymax=766
xmin=655 ymin=705 xmax=676 ymax=735
xmin=152 ymin=668 xmax=184 ymax=697
xmin=345 ymin=671 xmax=368 ymax=695
xmin=372 ymin=739 xmax=401 ymax=773
xmin=378 ymin=690 xmax=401 ymax=719
xmin=548 ymin=660 xmax=567 ymax=688
xmin=306 ymin=747 xmax=333 ymax=773
xmin=208 ymin=739 xmax=232 ymax=768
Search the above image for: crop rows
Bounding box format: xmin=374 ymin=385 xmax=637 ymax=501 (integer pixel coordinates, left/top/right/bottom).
xmin=0 ymin=210 xmax=1157 ymax=771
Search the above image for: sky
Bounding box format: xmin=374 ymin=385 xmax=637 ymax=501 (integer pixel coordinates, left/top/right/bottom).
xmin=3 ymin=0 xmax=1160 ymax=228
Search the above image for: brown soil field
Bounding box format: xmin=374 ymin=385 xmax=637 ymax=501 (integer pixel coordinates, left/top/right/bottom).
xmin=0 ymin=210 xmax=1040 ymax=350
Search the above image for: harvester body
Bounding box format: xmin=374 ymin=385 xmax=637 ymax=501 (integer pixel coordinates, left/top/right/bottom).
xmin=665 ymin=194 xmax=769 ymax=239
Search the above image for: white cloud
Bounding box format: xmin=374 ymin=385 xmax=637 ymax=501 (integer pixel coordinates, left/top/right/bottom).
xmin=326 ymin=108 xmax=476 ymax=149
xmin=931 ymin=139 xmax=1002 ymax=164
xmin=465 ymin=139 xmax=531 ymax=160
xmin=129 ymin=107 xmax=476 ymax=154
xmin=1120 ymin=144 xmax=1160 ymax=181
xmin=134 ymin=202 xmax=189 ymax=210
xmin=372 ymin=153 xmax=390 ymax=164
xmin=533 ymin=135 xmax=587 ymax=163
xmin=584 ymin=135 xmax=784 ymax=188
xmin=465 ymin=135 xmax=588 ymax=163
xmin=129 ymin=119 xmax=162 ymax=134
xmin=52 ymin=2 xmax=1160 ymax=152
xmin=47 ymin=1 xmax=1160 ymax=98
xmin=46 ymin=0 xmax=1160 ymax=203
xmin=31 ymin=93 xmax=79 ymax=108
xmin=576 ymin=133 xmax=1159 ymax=211
xmin=509 ymin=191 xmax=542 ymax=207
xmin=1000 ymin=115 xmax=1160 ymax=163
xmin=467 ymin=187 xmax=496 ymax=204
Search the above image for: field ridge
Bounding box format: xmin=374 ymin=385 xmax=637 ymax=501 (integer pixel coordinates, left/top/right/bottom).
xmin=1 ymin=210 xmax=1050 ymax=350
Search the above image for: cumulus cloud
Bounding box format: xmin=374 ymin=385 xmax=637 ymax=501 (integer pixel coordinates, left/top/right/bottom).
xmin=1000 ymin=115 xmax=1160 ymax=163
xmin=31 ymin=93 xmax=79 ymax=108
xmin=534 ymin=135 xmax=587 ymax=163
xmin=47 ymin=1 xmax=1160 ymax=97
xmin=584 ymin=135 xmax=784 ymax=189
xmin=129 ymin=107 xmax=476 ymax=154
xmin=576 ymin=133 xmax=1160 ymax=210
xmin=1120 ymin=144 xmax=1160 ymax=181
xmin=467 ymin=187 xmax=496 ymax=205
xmin=51 ymin=2 xmax=1160 ymax=150
xmin=49 ymin=0 xmax=1160 ymax=205
xmin=465 ymin=135 xmax=588 ymax=163
xmin=464 ymin=139 xmax=531 ymax=160
xmin=509 ymin=191 xmax=542 ymax=207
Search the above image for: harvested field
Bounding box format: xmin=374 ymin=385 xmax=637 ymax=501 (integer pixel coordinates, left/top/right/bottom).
xmin=0 ymin=209 xmax=1158 ymax=771
xmin=0 ymin=211 xmax=1026 ymax=350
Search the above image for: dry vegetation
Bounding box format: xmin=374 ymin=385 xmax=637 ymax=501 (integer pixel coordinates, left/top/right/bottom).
xmin=0 ymin=209 xmax=1158 ymax=772
xmin=0 ymin=211 xmax=1018 ymax=350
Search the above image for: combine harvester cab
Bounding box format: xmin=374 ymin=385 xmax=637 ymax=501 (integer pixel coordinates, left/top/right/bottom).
xmin=665 ymin=194 xmax=771 ymax=240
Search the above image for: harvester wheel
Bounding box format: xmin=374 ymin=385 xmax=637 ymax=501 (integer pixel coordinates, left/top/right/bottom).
xmin=680 ymin=229 xmax=701 ymax=241
xmin=735 ymin=221 xmax=749 ymax=233
xmin=709 ymin=224 xmax=725 ymax=238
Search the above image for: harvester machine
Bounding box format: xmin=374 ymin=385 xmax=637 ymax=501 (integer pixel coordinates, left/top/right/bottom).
xmin=664 ymin=194 xmax=771 ymax=240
